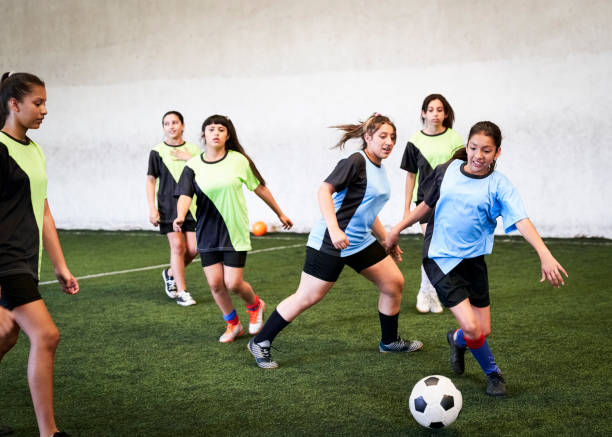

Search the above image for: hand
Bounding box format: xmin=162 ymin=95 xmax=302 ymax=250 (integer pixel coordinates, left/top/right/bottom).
xmin=170 ymin=149 xmax=193 ymax=161
xmin=278 ymin=214 xmax=293 ymax=230
xmin=0 ymin=305 xmax=15 ymax=337
xmin=149 ymin=209 xmax=160 ymax=226
xmin=388 ymin=244 xmax=403 ymax=263
xmin=540 ymin=254 xmax=568 ymax=288
xmin=173 ymin=217 xmax=184 ymax=233
xmin=56 ymin=269 xmax=79 ymax=295
xmin=329 ymin=228 xmax=350 ymax=250
xmin=384 ymin=228 xmax=400 ymax=251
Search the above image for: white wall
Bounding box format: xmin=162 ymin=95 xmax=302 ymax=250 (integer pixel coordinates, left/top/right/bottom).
xmin=2 ymin=0 xmax=611 ymax=237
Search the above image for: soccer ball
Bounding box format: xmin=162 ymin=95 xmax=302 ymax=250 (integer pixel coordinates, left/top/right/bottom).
xmin=409 ymin=375 xmax=462 ymax=429
xmin=252 ymin=221 xmax=267 ymax=236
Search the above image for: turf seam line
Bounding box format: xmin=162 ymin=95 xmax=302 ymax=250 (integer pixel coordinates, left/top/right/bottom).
xmin=39 ymin=243 xmax=303 ymax=285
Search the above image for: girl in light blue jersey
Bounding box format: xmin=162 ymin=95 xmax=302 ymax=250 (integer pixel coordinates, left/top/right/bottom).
xmin=386 ymin=121 xmax=567 ymax=397
xmin=247 ymin=113 xmax=423 ymax=369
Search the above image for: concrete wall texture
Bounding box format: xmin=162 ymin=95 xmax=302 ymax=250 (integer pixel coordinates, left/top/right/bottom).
xmin=2 ymin=0 xmax=611 ymax=237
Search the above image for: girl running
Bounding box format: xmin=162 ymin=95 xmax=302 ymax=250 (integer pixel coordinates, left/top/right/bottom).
xmin=247 ymin=113 xmax=423 ymax=369
xmin=0 ymin=72 xmax=79 ymax=437
xmin=386 ymin=121 xmax=567 ymax=396
xmin=174 ymin=114 xmax=292 ymax=343
xmin=146 ymin=111 xmax=200 ymax=306
xmin=400 ymin=94 xmax=463 ymax=314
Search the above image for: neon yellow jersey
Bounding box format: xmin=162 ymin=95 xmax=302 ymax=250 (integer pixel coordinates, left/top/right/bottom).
xmin=400 ymin=128 xmax=464 ymax=203
xmin=0 ymin=132 xmax=47 ymax=279
xmin=177 ymin=150 xmax=260 ymax=252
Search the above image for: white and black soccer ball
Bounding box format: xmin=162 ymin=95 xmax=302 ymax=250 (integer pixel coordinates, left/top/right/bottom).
xmin=409 ymin=375 xmax=462 ymax=429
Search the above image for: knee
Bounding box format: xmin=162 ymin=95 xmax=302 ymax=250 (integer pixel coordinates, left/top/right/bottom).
xmin=187 ymin=247 xmax=198 ymax=259
xmin=35 ymin=326 xmax=60 ymax=351
xmin=170 ymin=241 xmax=186 ymax=257
xmin=208 ymin=279 xmax=226 ymax=295
xmin=462 ymin=322 xmax=482 ymax=340
xmin=224 ymin=278 xmax=242 ymax=294
xmin=0 ymin=329 xmax=19 ymax=353
xmin=381 ymin=273 xmax=404 ymax=298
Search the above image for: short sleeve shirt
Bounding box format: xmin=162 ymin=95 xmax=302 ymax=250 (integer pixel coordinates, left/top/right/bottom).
xmin=307 ymin=151 xmax=390 ymax=257
xmin=421 ymin=159 xmax=528 ymax=280
xmin=400 ymin=128 xmax=463 ymax=203
xmin=176 ymin=150 xmax=260 ymax=252
xmin=0 ymin=132 xmax=47 ymax=280
xmin=147 ymin=141 xmax=200 ymax=223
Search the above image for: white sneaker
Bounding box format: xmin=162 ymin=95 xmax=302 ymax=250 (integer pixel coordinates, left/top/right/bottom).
xmin=248 ymin=299 xmax=266 ymax=335
xmin=219 ymin=322 xmax=245 ymax=343
xmin=429 ymin=288 xmax=443 ymax=314
xmin=416 ymin=290 xmax=429 ymax=313
xmin=176 ymin=291 xmax=196 ymax=307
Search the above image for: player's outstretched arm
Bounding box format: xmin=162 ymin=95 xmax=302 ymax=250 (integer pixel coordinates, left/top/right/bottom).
xmin=385 ymin=202 xmax=431 ymax=250
xmin=515 ymin=218 xmax=568 ymax=287
xmin=42 ymin=200 xmax=79 ymax=295
xmin=254 ymin=184 xmax=293 ymax=229
xmin=372 ymin=217 xmax=402 ymax=263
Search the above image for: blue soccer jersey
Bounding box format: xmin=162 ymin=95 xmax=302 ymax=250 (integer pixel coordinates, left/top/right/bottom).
xmin=422 ymin=159 xmax=528 ymax=284
xmin=307 ymin=151 xmax=390 ymax=257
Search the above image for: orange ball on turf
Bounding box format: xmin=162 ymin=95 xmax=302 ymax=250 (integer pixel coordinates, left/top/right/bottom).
xmin=252 ymin=221 xmax=267 ymax=236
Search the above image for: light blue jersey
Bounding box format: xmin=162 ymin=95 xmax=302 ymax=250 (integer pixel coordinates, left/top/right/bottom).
xmin=307 ymin=151 xmax=390 ymax=257
xmin=422 ymin=159 xmax=528 ymax=282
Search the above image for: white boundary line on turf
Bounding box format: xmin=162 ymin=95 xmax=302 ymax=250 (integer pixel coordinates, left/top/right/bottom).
xmin=39 ymin=243 xmax=304 ymax=286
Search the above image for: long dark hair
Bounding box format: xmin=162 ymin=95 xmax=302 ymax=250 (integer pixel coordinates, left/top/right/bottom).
xmin=0 ymin=72 xmax=45 ymax=128
xmin=421 ymin=93 xmax=455 ymax=129
xmin=201 ymin=114 xmax=266 ymax=186
xmin=331 ymin=113 xmax=396 ymax=150
xmin=451 ymin=121 xmax=502 ymax=170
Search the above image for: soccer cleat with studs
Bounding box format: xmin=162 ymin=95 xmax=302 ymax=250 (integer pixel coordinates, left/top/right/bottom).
xmin=162 ymin=268 xmax=178 ymax=299
xmin=248 ymin=337 xmax=278 ymax=369
xmin=219 ymin=322 xmax=244 ymax=343
xmin=379 ymin=337 xmax=424 ymax=353
xmin=176 ymin=291 xmax=196 ymax=307
xmin=447 ymin=330 xmax=466 ymax=375
xmin=486 ymin=371 xmax=507 ymax=397
xmin=247 ymin=299 xmax=266 ymax=335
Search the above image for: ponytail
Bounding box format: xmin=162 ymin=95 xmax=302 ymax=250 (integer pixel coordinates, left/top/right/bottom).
xmin=0 ymin=72 xmax=45 ymax=128
xmin=331 ymin=113 xmax=396 ymax=150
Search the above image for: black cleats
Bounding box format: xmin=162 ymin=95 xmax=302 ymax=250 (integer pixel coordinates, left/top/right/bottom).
xmin=486 ymin=372 xmax=507 ymax=397
xmin=447 ymin=330 xmax=466 ymax=375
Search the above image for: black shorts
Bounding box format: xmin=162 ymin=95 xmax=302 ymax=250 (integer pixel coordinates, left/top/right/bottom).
xmin=431 ymin=256 xmax=490 ymax=308
xmin=303 ymin=241 xmax=388 ymax=282
xmin=415 ymin=200 xmax=433 ymax=225
xmin=200 ymin=251 xmax=247 ymax=268
xmin=159 ymin=218 xmax=196 ymax=235
xmin=0 ymin=273 xmax=41 ymax=310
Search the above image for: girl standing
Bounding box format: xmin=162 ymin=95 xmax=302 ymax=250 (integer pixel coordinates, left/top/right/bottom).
xmin=247 ymin=113 xmax=423 ymax=369
xmin=174 ymin=115 xmax=292 ymax=342
xmin=400 ymin=94 xmax=463 ymax=314
xmin=0 ymin=72 xmax=79 ymax=437
xmin=386 ymin=121 xmax=567 ymax=396
xmin=146 ymin=111 xmax=199 ymax=306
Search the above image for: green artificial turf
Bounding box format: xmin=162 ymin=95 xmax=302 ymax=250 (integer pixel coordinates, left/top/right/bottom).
xmin=1 ymin=231 xmax=610 ymax=436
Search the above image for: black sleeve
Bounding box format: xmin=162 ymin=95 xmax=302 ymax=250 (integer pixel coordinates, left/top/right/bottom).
xmin=324 ymin=152 xmax=365 ymax=192
xmin=147 ymin=150 xmax=160 ymax=177
xmin=422 ymin=162 xmax=451 ymax=208
xmin=400 ymin=142 xmax=419 ymax=173
xmin=175 ymin=166 xmax=195 ymax=198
